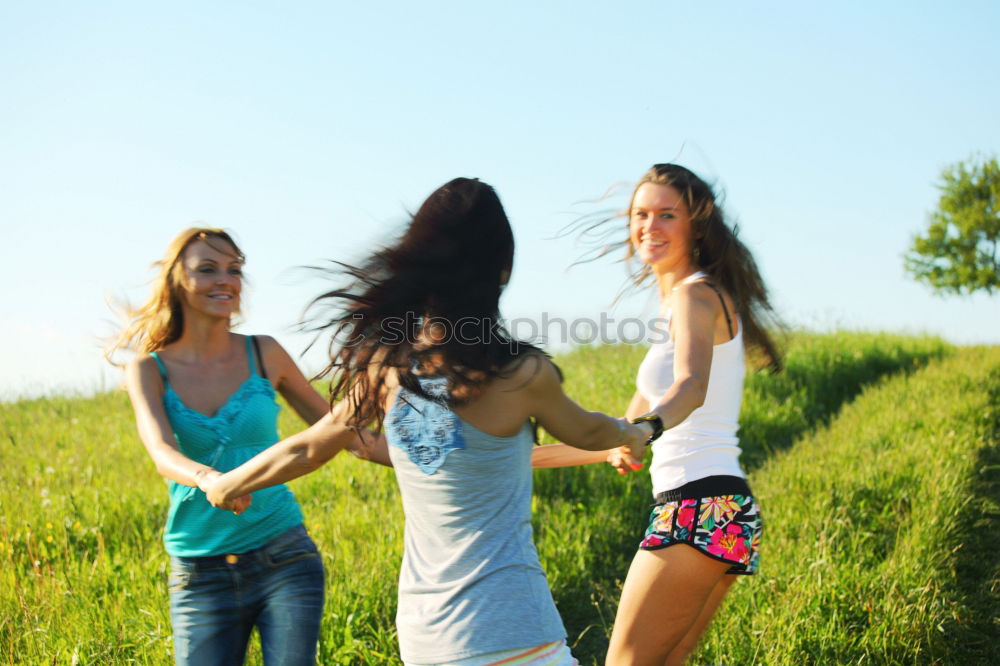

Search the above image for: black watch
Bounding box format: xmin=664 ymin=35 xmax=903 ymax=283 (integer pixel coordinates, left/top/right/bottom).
xmin=631 ymin=412 xmax=664 ymax=442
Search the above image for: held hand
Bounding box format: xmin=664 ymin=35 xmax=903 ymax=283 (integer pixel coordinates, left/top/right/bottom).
xmin=202 ymin=473 xmax=251 ymax=514
xmin=607 ymin=420 xmax=648 ymax=475
xmin=194 ymin=468 xmax=222 ymax=494
xmin=230 ymin=493 xmax=252 ymax=515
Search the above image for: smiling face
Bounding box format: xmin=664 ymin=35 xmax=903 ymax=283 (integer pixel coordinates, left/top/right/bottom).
xmin=629 ymin=182 xmax=697 ymax=274
xmin=176 ymin=238 xmax=244 ymax=320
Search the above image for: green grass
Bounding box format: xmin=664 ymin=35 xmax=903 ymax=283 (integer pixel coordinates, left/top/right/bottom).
xmin=695 ymin=346 xmax=1000 ymax=664
xmin=533 ymin=333 xmax=956 ymax=662
xmin=2 ymin=332 xmax=994 ymax=665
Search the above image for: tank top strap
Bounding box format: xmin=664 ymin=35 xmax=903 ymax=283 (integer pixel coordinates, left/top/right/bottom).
xmin=675 ymin=271 xmax=734 ymax=339
xmin=148 ymin=351 xmax=169 ymax=383
xmin=701 ymin=282 xmax=735 ymax=339
xmin=244 ymin=335 xmax=260 ymax=378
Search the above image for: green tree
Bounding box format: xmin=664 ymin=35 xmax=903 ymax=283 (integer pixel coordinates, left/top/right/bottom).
xmin=904 ymin=155 xmax=1000 ymax=295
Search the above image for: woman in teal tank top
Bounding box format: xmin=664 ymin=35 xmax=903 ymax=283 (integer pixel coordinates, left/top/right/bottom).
xmin=108 ymin=228 xmax=334 ymax=665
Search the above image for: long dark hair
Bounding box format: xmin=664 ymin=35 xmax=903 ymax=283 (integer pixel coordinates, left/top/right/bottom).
xmin=629 ymin=164 xmax=783 ymax=370
xmin=310 ymin=177 xmax=543 ymax=428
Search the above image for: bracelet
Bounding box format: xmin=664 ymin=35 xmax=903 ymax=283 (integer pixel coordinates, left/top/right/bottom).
xmin=631 ymin=412 xmax=664 ymax=443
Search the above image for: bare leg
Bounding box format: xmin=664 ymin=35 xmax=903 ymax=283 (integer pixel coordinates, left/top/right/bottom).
xmin=664 ymin=574 xmax=737 ymax=666
xmin=605 ymin=546 xmax=731 ymax=666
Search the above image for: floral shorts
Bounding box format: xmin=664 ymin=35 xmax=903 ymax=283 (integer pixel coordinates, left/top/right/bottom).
xmin=639 ymin=477 xmax=762 ymax=575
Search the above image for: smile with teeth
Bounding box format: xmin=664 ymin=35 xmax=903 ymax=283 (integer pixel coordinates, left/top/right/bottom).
xmin=208 ymin=293 xmax=233 ymax=301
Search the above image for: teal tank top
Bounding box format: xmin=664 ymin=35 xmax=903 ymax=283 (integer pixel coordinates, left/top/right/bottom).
xmin=150 ymin=335 xmax=303 ymax=557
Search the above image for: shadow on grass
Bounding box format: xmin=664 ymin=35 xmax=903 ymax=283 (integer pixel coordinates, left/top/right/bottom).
xmin=929 ymin=372 xmax=1000 ymax=663
xmin=738 ymin=341 xmax=949 ymax=472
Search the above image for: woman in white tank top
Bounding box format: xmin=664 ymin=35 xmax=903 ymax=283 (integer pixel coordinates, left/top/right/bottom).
xmin=533 ymin=164 xmax=782 ymax=665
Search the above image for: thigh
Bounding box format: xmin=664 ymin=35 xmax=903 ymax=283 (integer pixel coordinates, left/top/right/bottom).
xmin=255 ymin=530 xmax=326 ymax=666
xmin=169 ymin=559 xmax=254 ymax=666
xmin=606 ymin=546 xmax=731 ymax=666
xmin=664 ymin=573 xmax=738 ymax=666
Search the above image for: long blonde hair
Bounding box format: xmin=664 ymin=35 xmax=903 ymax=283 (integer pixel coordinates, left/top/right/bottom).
xmin=105 ymin=228 xmax=245 ymax=366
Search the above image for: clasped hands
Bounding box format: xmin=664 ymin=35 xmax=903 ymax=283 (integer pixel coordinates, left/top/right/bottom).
xmin=608 ymin=418 xmax=649 ymax=475
xmin=194 ymin=420 xmax=647 ymax=513
xmin=196 ymin=469 xmax=251 ymax=515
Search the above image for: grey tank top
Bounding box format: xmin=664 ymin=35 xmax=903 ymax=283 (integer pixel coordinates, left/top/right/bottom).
xmin=385 ymin=376 xmax=567 ymax=664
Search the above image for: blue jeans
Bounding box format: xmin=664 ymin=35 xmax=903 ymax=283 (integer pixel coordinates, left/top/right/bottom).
xmin=168 ymin=524 xmax=325 ymax=665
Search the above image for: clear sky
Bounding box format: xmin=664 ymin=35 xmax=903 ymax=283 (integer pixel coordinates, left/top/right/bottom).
xmin=2 ymin=1 xmax=998 ymax=399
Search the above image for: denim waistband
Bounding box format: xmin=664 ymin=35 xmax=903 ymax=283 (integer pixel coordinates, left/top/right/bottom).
xmin=652 ymin=475 xmax=751 ymax=504
xmin=170 ymin=523 xmax=306 ymax=568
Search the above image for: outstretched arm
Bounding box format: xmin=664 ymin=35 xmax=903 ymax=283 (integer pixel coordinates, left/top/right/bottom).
xmin=530 ymin=443 xmax=613 ymax=469
xmin=260 ymin=335 xmax=390 ymax=466
xmin=527 ymin=359 xmax=648 ymax=467
xmin=205 ymin=401 xmax=358 ymax=509
xmin=531 ymin=390 xmax=650 ymax=470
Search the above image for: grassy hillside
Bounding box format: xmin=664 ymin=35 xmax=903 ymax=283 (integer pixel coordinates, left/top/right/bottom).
xmin=696 ymin=346 xmax=1000 ymax=664
xmin=4 ymin=332 xmax=993 ymax=665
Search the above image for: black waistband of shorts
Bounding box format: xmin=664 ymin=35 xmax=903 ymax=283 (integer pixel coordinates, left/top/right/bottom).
xmin=653 ymin=475 xmax=751 ymax=504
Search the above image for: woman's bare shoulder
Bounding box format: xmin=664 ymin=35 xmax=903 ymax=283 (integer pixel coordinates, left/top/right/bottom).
xmin=497 ymin=351 xmax=560 ymax=393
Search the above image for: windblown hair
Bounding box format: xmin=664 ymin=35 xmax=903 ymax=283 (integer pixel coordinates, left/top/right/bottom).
xmin=309 ymin=177 xmax=543 ymax=429
xmin=104 ymin=228 xmax=244 ymax=366
xmin=629 ymin=164 xmax=783 ymax=370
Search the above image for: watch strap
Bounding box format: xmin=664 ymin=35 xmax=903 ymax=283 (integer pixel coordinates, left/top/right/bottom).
xmin=631 ymin=412 xmax=664 ymax=442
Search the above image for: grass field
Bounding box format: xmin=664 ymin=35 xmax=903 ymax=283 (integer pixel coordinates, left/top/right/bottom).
xmin=2 ymin=332 xmax=997 ymax=664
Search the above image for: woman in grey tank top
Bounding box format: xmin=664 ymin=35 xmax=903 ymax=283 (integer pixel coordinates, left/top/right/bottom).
xmin=203 ymin=178 xmax=649 ymax=665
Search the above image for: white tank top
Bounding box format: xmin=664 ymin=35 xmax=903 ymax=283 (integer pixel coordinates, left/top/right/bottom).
xmin=635 ymin=272 xmax=747 ymax=494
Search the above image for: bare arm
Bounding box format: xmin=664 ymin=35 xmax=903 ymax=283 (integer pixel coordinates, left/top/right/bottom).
xmin=205 ymin=401 xmax=359 ymax=506
xmin=125 ymin=357 xmax=218 ymax=488
xmin=526 ymin=359 xmax=647 ymax=465
xmin=645 ymin=282 xmax=716 ymax=429
xmin=531 ymin=390 xmax=651 ymax=470
xmin=205 ymin=357 xmax=401 ymax=507
xmin=624 ymin=390 xmax=651 ymax=421
xmin=263 ymin=335 xmax=390 ymax=465
xmin=260 ymin=335 xmax=330 ymax=426
xmin=348 ymin=429 xmax=393 ymax=467
xmin=340 ymin=363 xmax=397 ymax=467
xmin=530 ymin=444 xmax=608 ymax=468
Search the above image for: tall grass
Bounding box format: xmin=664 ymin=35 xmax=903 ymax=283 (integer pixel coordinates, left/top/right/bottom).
xmin=533 ymin=332 xmax=954 ymax=662
xmin=3 ymin=332 xmax=988 ymax=665
xmin=0 ymin=385 xmax=403 ymax=664
xmin=695 ymin=347 xmax=1000 ymax=664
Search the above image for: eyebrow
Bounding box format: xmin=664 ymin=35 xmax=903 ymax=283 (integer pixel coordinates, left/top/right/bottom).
xmin=196 ymin=257 xmax=244 ymax=265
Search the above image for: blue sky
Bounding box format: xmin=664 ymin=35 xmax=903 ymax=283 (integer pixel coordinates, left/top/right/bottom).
xmin=2 ymin=1 xmax=998 ymax=398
